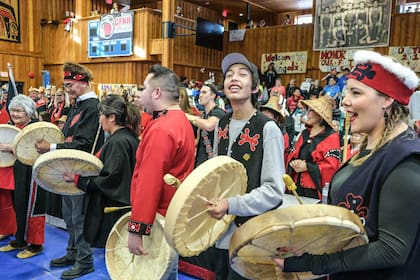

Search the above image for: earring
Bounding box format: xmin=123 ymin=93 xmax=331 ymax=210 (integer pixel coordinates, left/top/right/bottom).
xmin=383 ymin=109 xmax=389 ymax=124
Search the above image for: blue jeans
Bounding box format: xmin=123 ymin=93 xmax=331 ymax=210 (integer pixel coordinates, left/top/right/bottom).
xmin=166 ymin=254 xmax=178 ymax=280
xmin=62 ymin=195 xmax=93 ymax=269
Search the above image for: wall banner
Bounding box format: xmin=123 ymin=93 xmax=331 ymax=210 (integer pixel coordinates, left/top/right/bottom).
xmin=318 ymin=48 xmax=372 ymax=72
xmin=389 ymin=46 xmax=420 ymax=73
xmin=261 ymin=51 xmax=308 ymax=74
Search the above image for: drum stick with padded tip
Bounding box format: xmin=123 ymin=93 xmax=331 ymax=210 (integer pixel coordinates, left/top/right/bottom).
xmin=282 ymin=174 xmax=303 ymax=205
xmin=163 ymin=173 xmax=181 ymax=188
xmin=91 ymin=124 xmax=102 ymax=155
xmin=342 ymin=113 xmax=351 ymax=162
xmin=104 ymin=205 xmax=132 ymax=214
xmin=196 ymin=194 xmax=217 ymax=206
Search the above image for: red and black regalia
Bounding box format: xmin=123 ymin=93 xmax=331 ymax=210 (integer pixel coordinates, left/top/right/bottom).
xmin=12 ymin=121 xmax=47 ymax=248
xmin=0 ymin=111 xmax=16 ymax=237
xmin=287 ymin=127 xmax=341 ymax=199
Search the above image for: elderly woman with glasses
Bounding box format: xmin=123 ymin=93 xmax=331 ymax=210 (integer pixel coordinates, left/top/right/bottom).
xmin=0 ymin=94 xmax=47 ymax=259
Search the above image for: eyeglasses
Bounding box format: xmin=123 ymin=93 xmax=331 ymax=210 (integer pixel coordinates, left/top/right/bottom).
xmin=63 ymin=83 xmax=74 ymax=89
xmin=10 ymin=108 xmax=26 ymax=114
xmin=56 ymin=94 xmax=63 ymax=97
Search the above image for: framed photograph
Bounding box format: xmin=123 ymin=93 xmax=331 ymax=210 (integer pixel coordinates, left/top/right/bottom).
xmin=0 ymin=0 xmax=20 ymax=43
xmin=313 ymin=0 xmax=392 ymax=50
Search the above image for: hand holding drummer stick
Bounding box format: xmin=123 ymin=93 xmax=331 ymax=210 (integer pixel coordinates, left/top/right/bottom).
xmin=282 ymin=174 xmax=303 ymax=205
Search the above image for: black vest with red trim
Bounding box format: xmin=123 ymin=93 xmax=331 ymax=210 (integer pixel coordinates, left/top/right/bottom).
xmin=217 ymin=111 xmax=270 ymax=226
xmin=331 ymin=129 xmax=420 ymax=279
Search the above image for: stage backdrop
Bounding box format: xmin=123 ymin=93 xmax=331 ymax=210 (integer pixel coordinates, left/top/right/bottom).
xmin=0 ymin=0 xmax=20 ymax=43
xmin=313 ymin=0 xmax=391 ymax=50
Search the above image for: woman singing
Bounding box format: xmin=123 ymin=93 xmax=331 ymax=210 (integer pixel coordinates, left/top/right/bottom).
xmin=274 ymin=50 xmax=420 ymax=279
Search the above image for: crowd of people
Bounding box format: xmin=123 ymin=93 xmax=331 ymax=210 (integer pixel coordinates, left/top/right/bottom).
xmin=0 ymin=49 xmax=419 ymax=280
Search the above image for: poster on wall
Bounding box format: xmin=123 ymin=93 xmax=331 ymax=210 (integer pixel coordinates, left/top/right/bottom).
xmin=88 ymin=10 xmax=134 ymax=58
xmin=98 ymin=83 xmax=137 ymax=98
xmin=0 ymin=0 xmax=20 ymax=43
xmin=318 ymin=48 xmax=373 ymax=72
xmin=261 ymin=52 xmax=308 ymax=74
xmin=313 ymin=0 xmax=392 ymax=50
xmin=389 ymin=46 xmax=420 ymax=73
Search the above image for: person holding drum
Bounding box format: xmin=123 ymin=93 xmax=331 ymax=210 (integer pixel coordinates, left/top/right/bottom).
xmin=286 ymin=95 xmax=341 ymax=200
xmin=207 ymin=53 xmax=285 ymax=279
xmin=127 ymin=64 xmax=196 ymax=279
xmin=35 ymin=62 xmax=103 ymax=279
xmin=0 ymin=94 xmax=47 ymax=259
xmin=273 ymin=50 xmax=420 ymax=279
xmin=64 ymin=94 xmax=139 ymax=247
xmin=0 ymin=91 xmax=14 ymax=242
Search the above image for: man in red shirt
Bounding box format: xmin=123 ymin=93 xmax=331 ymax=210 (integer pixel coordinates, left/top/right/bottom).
xmin=128 ymin=64 xmax=195 ymax=278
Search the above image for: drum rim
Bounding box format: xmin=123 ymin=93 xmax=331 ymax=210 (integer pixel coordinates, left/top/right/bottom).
xmin=33 ymin=149 xmax=103 ymax=195
xmin=105 ymin=212 xmax=177 ymax=280
xmin=164 ymin=155 xmax=247 ymax=257
xmin=229 ymin=204 xmax=368 ymax=279
xmin=13 ymin=122 xmax=64 ymax=165
xmin=0 ymin=124 xmax=21 ymax=167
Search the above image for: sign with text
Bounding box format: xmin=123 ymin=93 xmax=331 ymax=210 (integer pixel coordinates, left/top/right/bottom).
xmin=389 ymin=46 xmax=420 ymax=72
xmin=261 ymin=52 xmax=308 ymax=74
xmin=88 ymin=11 xmax=134 ymax=58
xmin=318 ymin=48 xmax=371 ymax=72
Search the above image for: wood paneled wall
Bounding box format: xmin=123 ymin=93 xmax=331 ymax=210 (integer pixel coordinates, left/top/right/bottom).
xmin=2 ymin=1 xmax=420 ymax=95
xmin=0 ymin=1 xmax=42 ymax=92
xmin=41 ymin=6 xmax=225 ymax=87
xmin=226 ymin=12 xmax=420 ymax=86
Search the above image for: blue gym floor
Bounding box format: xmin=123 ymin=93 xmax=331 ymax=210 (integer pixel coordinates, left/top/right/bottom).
xmin=0 ymin=224 xmax=199 ymax=280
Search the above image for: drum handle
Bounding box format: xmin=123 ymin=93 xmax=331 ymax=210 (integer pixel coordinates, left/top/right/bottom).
xmin=282 ymin=174 xmax=303 ymax=205
xmin=104 ymin=205 xmax=132 ymax=213
xmin=163 ymin=173 xmax=181 ymax=188
xmin=103 ymin=174 xmax=181 ymax=214
xmin=91 ymin=124 xmax=102 ymax=155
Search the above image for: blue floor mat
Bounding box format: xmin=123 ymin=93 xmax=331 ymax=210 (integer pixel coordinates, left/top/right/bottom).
xmin=0 ymin=224 xmax=200 ymax=279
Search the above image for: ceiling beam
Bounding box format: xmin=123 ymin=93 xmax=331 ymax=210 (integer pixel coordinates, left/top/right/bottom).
xmin=241 ymin=0 xmax=274 ymax=12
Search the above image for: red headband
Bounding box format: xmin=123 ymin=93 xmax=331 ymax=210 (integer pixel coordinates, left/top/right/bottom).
xmin=347 ymin=63 xmax=412 ymax=105
xmin=63 ymin=71 xmax=89 ymax=83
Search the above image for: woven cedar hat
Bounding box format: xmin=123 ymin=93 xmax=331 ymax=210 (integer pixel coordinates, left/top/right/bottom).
xmin=300 ymin=95 xmax=335 ymax=128
xmin=259 ymin=94 xmax=285 ymax=120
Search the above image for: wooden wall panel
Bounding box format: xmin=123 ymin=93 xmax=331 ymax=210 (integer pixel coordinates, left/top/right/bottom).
xmin=40 ymin=0 xmax=74 ymax=22
xmin=36 ymin=2 xmax=420 ymax=91
xmin=40 ymin=7 xmax=224 ymax=84
xmin=226 ymin=12 xmax=420 ymax=86
xmin=0 ymin=0 xmax=43 ymax=92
